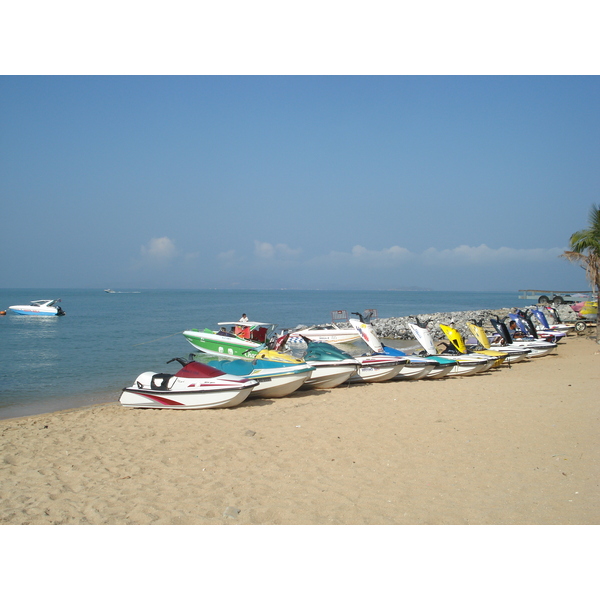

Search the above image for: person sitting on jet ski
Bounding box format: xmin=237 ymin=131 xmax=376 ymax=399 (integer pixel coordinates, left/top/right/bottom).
xmin=508 ymin=320 xmax=525 ymax=339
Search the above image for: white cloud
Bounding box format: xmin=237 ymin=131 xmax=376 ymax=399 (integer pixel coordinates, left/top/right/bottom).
xmin=420 ymin=244 xmax=567 ymax=265
xmin=253 ymin=241 xmax=302 ymax=260
xmin=141 ymin=237 xmax=177 ymax=261
xmin=213 ymin=241 xmax=571 ymax=289
xmin=217 ymin=249 xmax=240 ymax=268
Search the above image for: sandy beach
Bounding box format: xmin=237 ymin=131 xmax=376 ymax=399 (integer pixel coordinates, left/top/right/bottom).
xmin=1 ymin=335 xmax=598 ymax=525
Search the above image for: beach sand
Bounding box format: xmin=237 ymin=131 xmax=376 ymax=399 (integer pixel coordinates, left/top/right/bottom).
xmin=1 ymin=336 xmax=598 ymax=525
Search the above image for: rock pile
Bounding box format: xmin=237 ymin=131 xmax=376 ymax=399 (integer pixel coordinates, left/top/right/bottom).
xmin=369 ymin=303 xmax=580 ymax=340
xmin=306 ymin=303 xmax=581 ymax=341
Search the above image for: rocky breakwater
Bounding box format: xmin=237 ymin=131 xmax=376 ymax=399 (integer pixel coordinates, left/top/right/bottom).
xmin=366 ymin=303 xmax=580 ymax=341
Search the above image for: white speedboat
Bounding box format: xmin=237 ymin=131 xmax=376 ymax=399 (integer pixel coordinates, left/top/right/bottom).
xmin=190 ymin=354 xmax=315 ymax=398
xmin=119 ymin=358 xmax=258 ymax=409
xmin=288 ymin=324 xmax=361 ymax=345
xmin=8 ymin=299 xmax=65 ymax=316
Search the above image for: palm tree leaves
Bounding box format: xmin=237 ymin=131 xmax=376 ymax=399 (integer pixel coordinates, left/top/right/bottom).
xmin=561 ymin=203 xmax=600 ymax=292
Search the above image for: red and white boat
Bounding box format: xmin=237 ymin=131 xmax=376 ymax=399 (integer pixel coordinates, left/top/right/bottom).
xmin=119 ymin=358 xmax=258 ymax=409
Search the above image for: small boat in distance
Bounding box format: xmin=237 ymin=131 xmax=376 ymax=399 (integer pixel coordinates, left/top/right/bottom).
xmin=105 ymin=289 xmax=116 ymax=293
xmin=8 ymin=299 xmax=65 ymax=316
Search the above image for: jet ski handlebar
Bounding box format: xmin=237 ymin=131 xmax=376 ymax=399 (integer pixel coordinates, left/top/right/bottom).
xmin=167 ymin=357 xmax=190 ymax=367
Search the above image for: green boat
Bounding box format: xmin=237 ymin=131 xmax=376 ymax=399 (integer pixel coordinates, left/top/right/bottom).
xmin=182 ymin=321 xmax=276 ymax=359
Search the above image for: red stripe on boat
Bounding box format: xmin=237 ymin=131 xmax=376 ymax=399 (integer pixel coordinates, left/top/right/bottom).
xmin=137 ymin=392 xmax=184 ymax=406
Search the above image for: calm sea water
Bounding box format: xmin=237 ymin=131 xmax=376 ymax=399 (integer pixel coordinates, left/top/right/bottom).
xmin=0 ymin=288 xmax=520 ymax=419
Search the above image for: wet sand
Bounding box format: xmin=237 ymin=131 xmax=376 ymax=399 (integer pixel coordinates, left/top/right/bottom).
xmin=1 ymin=335 xmax=598 ymax=525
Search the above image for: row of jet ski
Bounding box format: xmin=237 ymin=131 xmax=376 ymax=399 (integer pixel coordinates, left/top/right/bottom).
xmin=118 ymin=307 xmax=566 ymax=411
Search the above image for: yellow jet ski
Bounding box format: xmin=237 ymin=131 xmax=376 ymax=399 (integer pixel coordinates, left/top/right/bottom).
xmin=439 ymin=323 xmax=508 ymax=368
xmin=466 ymin=321 xmax=530 ymax=364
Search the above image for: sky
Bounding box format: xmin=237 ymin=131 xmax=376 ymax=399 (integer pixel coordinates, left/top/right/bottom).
xmin=1 ymin=8 xmax=599 ymax=292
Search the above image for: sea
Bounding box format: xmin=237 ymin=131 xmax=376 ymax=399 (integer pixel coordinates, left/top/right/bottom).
xmin=0 ymin=288 xmax=521 ymax=420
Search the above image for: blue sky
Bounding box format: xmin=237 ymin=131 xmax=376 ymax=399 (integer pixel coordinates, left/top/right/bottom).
xmin=1 ymin=22 xmax=599 ymax=292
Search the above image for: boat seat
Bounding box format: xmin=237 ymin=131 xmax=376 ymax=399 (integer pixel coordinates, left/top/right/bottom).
xmin=151 ymin=374 xmax=174 ymax=390
xmin=251 ymin=327 xmax=267 ymax=342
xmin=208 ymin=359 xmax=253 ymax=377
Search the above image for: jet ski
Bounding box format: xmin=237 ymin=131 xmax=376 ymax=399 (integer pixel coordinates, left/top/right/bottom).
xmin=406 ymin=320 xmax=494 ymax=375
xmin=508 ymin=311 xmax=565 ymax=344
xmin=466 ymin=320 xmax=531 ymax=363
xmin=530 ymin=308 xmax=574 ymax=334
xmin=188 ymin=353 xmax=315 ymax=398
xmin=299 ymin=339 xmax=360 ymax=389
xmin=489 ymin=318 xmax=557 ymax=357
xmin=349 ymin=318 xmax=459 ymax=379
xmin=119 ymin=358 xmax=258 ymax=409
xmin=438 ymin=323 xmax=509 ymax=368
xmin=299 ymin=338 xmax=408 ymax=384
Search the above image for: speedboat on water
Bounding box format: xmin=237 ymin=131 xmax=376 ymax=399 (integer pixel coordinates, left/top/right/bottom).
xmin=287 ymin=323 xmax=361 ymax=345
xmin=466 ymin=321 xmax=531 ymax=363
xmin=8 ymin=299 xmax=65 ymax=316
xmin=189 ymin=353 xmax=315 ymax=398
xmin=119 ymin=358 xmax=258 ymax=409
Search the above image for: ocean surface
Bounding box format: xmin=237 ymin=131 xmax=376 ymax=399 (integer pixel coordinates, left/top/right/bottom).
xmin=0 ymin=288 xmax=521 ymax=419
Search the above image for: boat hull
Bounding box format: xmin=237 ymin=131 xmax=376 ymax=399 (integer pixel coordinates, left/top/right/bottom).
xmin=394 ymin=359 xmax=437 ymax=380
xmin=289 ymin=329 xmax=361 ymax=345
xmin=9 ymin=307 xmax=59 ymax=316
xmin=347 ymin=357 xmax=408 ymax=383
xmin=119 ymin=383 xmax=257 ymax=409
xmin=302 ymin=362 xmax=358 ymax=389
xmin=183 ymin=329 xmax=261 ymax=358
xmin=425 ymin=362 xmax=457 ymax=379
xmin=190 ymin=354 xmax=313 ymax=398
xmin=445 ymin=358 xmax=490 ymax=376
xmin=249 ymin=370 xmax=313 ymax=398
